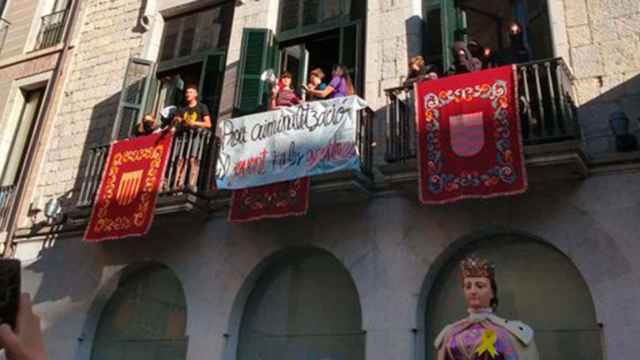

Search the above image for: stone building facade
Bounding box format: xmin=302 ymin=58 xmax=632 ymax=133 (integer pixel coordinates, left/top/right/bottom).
xmin=3 ymin=0 xmax=639 ymax=360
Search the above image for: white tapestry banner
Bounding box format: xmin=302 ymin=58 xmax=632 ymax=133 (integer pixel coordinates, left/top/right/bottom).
xmin=216 ymin=96 xmax=367 ymax=189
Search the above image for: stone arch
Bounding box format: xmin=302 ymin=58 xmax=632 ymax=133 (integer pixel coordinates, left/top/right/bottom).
xmin=224 ymin=246 xmax=364 ymax=360
xmin=417 ymin=229 xmax=603 ymax=360
xmin=81 ymin=261 xmax=188 ymax=360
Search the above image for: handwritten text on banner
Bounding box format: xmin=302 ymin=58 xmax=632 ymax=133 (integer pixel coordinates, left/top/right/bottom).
xmin=216 ymin=96 xmax=367 ymax=189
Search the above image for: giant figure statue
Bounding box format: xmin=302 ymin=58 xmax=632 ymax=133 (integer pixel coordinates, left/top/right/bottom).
xmin=434 ymin=257 xmax=539 ymax=360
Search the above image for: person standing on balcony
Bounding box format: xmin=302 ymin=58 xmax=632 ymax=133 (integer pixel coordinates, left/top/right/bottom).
xmin=269 ymin=72 xmax=301 ymax=110
xmin=173 ymin=85 xmax=212 ymax=192
xmin=498 ymin=22 xmax=531 ymax=65
xmin=404 ymin=56 xmax=439 ymax=127
xmin=305 ymin=68 xmax=327 ymax=101
xmin=134 ymin=114 xmax=161 ymax=136
xmin=302 ymin=64 xmax=354 ymax=99
xmin=404 ymin=55 xmax=439 ymax=87
xmin=449 ymin=41 xmax=483 ymax=76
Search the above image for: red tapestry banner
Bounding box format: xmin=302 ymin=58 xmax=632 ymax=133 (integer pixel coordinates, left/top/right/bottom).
xmin=84 ymin=131 xmax=174 ymax=242
xmin=415 ymin=65 xmax=527 ymax=204
xmin=228 ymin=177 xmax=310 ymax=223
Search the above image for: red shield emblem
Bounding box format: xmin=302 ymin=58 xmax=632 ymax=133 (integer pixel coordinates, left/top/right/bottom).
xmin=449 ymin=112 xmax=485 ymax=157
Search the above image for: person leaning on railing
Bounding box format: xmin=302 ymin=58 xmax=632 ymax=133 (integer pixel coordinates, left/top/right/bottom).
xmin=305 ymin=68 xmax=328 ymax=101
xmin=269 ymin=72 xmax=301 ymax=110
xmin=403 ymin=56 xmax=439 ymax=128
xmin=404 ymin=55 xmax=438 ymax=88
xmin=172 ymin=85 xmax=213 ymax=192
xmin=302 ymin=64 xmax=354 ymax=99
xmin=135 ymin=114 xmax=162 ymax=137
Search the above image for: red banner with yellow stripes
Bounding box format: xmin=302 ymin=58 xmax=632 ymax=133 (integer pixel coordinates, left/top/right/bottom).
xmin=84 ymin=131 xmax=173 ymax=242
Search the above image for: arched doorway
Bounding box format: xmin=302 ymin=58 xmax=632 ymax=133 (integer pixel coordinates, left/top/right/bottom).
xmin=90 ymin=264 xmax=187 ymax=360
xmin=424 ymin=234 xmax=603 ymax=360
xmin=237 ymin=249 xmax=364 ymax=360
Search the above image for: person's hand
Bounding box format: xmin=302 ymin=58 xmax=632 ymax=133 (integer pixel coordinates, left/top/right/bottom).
xmin=0 ymin=294 xmax=46 ymax=360
xmin=301 ymin=84 xmax=310 ymax=92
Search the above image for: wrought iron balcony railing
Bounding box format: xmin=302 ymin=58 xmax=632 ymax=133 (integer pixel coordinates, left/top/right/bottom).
xmin=77 ymin=129 xmax=215 ymax=207
xmin=0 ymin=185 xmax=16 ymax=232
xmin=34 ymin=9 xmax=68 ymax=51
xmin=76 ymin=106 xmax=375 ymax=208
xmin=384 ymin=58 xmax=581 ymax=163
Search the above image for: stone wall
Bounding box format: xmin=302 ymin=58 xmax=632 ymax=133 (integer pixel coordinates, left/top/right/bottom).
xmin=561 ymin=0 xmax=640 ymax=157
xmin=31 ymin=0 xmax=146 ymax=209
xmin=15 ymin=170 xmax=640 ymax=360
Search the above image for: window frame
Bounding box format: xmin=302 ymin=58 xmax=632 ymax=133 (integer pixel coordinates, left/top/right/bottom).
xmin=277 ymin=0 xmax=354 ymax=42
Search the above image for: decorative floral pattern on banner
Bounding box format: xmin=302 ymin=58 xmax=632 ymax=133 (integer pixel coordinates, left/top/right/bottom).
xmin=415 ymin=66 xmax=527 ymax=204
xmin=228 ymin=178 xmax=310 ymax=223
xmin=84 ymin=131 xmax=174 ymax=242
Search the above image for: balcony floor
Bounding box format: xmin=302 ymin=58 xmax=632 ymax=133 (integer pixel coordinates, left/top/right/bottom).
xmin=379 ymin=140 xmax=588 ymax=187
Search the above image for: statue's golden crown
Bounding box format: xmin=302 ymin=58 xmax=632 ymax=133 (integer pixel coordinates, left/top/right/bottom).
xmin=459 ymin=256 xmax=495 ymax=281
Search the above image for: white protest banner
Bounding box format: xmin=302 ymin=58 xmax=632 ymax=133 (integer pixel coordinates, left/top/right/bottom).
xmin=216 ymin=96 xmax=367 ymax=189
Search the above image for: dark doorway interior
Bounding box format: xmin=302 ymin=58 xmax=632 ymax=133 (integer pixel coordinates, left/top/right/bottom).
xmin=280 ymin=29 xmax=341 ymax=97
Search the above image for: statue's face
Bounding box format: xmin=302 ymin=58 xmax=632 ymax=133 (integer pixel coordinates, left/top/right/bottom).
xmin=463 ymin=277 xmax=493 ymax=310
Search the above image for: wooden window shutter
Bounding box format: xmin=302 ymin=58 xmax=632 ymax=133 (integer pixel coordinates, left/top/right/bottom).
xmin=234 ymin=28 xmax=276 ymax=116
xmin=112 ymin=58 xmax=155 ymax=140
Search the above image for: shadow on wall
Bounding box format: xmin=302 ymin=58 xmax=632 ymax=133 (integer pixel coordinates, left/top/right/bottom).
xmin=23 ymin=208 xmax=209 ymax=307
xmin=24 ymin=83 xmax=129 ymax=304
xmin=577 ymin=73 xmax=640 ymax=158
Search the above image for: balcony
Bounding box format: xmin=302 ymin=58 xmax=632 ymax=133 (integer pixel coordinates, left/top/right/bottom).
xmin=34 ymin=9 xmax=67 ymax=51
xmin=381 ymin=58 xmax=588 ymax=184
xmin=72 ymin=106 xmax=375 ymax=220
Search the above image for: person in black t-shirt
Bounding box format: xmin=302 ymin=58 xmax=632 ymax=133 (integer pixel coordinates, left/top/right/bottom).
xmin=174 ymin=86 xmax=212 ymax=129
xmin=173 ymin=85 xmax=213 ymax=192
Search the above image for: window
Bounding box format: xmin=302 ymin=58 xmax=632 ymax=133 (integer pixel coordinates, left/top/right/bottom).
xmin=237 ymin=250 xmax=364 ymax=360
xmin=112 ymin=3 xmax=233 ymax=140
xmin=423 ymin=0 xmax=554 ymax=72
xmin=90 ymin=265 xmax=187 ymax=360
xmin=0 ymin=88 xmax=44 ymax=187
xmin=34 ymin=0 xmax=70 ymax=50
xmin=159 ymin=5 xmax=233 ymax=62
xmin=278 ymin=0 xmax=364 ymax=39
xmin=425 ymin=235 xmax=603 ymax=360
xmin=234 ymin=1 xmax=365 ymax=115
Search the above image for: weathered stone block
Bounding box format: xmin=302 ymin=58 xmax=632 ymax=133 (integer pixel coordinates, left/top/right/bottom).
xmin=570 ymin=45 xmax=605 ymax=79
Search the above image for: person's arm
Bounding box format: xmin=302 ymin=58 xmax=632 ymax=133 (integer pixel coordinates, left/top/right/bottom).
xmin=0 ymin=293 xmax=46 ymax=360
xmin=194 ymin=105 xmax=212 ymax=129
xmin=200 ymin=114 xmax=212 ymax=129
xmin=302 ymin=84 xmax=334 ymax=98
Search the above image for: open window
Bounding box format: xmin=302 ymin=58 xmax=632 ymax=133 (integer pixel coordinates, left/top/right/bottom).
xmin=424 ymin=0 xmax=554 ymax=72
xmin=112 ymin=3 xmax=233 ymax=140
xmin=234 ymin=0 xmax=365 ymax=112
xmin=0 ymin=88 xmax=45 ymax=187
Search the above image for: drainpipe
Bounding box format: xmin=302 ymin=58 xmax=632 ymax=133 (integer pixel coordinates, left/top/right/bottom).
xmin=2 ymin=0 xmax=81 ymax=257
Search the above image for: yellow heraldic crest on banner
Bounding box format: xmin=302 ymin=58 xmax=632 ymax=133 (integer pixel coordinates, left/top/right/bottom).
xmin=116 ymin=170 xmax=143 ymax=206
xmin=94 ymin=144 xmax=165 ymax=233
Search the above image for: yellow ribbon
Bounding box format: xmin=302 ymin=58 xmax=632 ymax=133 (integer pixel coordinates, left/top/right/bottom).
xmin=475 ymin=328 xmax=498 ymax=359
